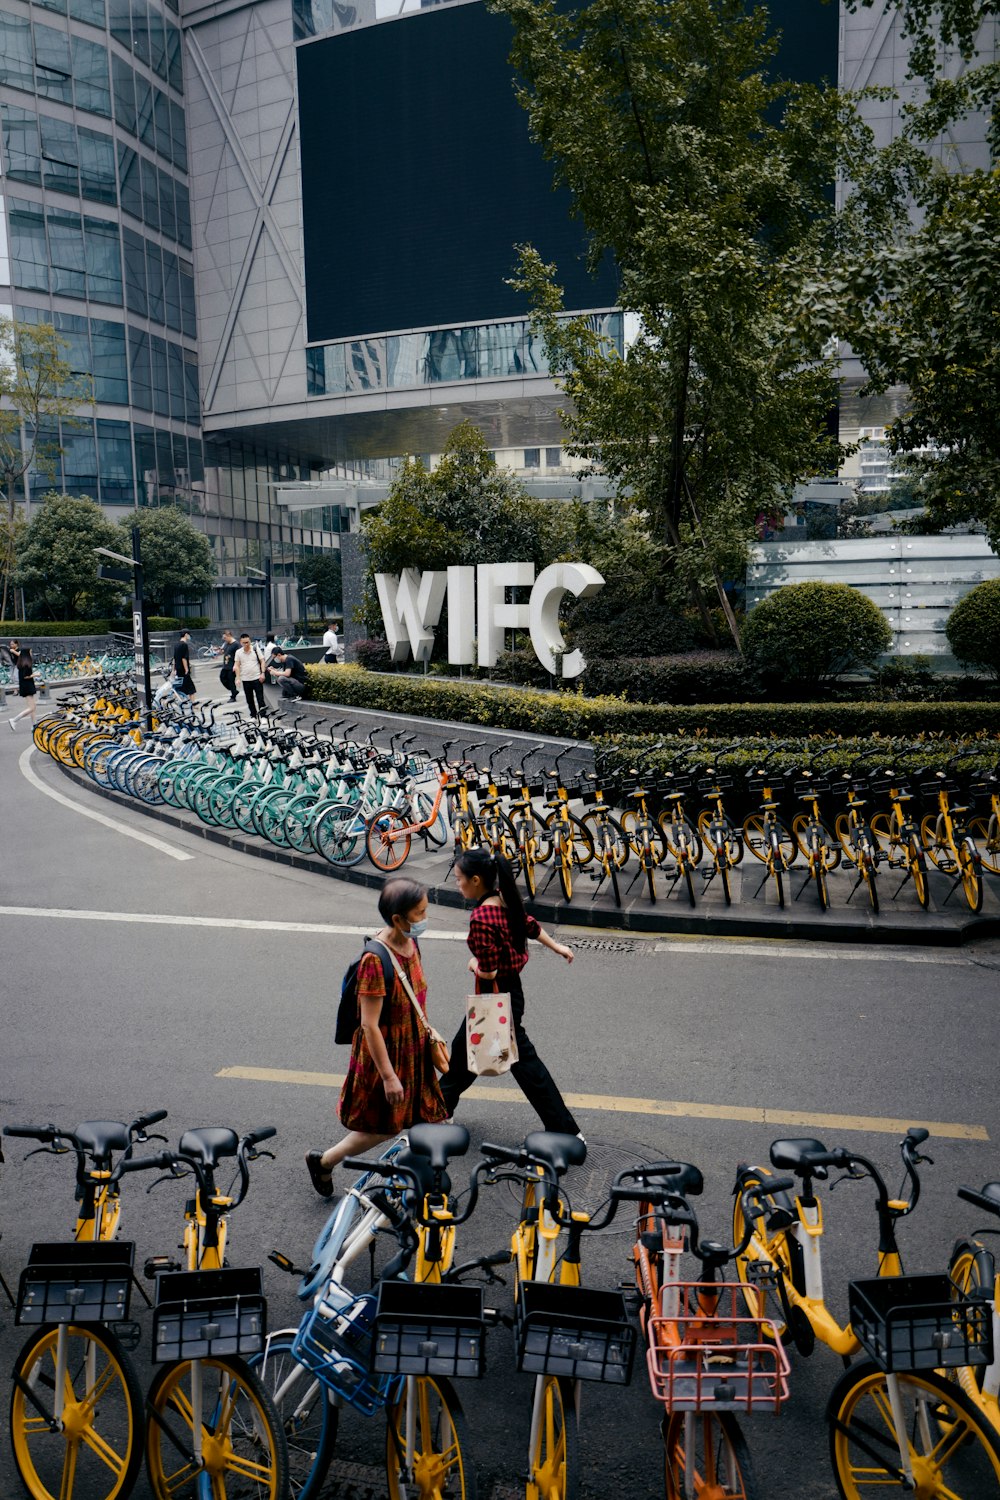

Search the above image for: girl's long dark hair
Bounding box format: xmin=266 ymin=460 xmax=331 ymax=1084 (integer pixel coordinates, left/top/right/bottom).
xmin=456 ymin=849 xmax=527 ymax=951
xmin=16 ymin=648 xmax=32 ymax=670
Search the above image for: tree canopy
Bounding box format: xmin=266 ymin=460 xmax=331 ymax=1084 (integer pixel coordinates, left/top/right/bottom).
xmin=298 ymin=550 xmax=343 ymax=614
xmin=119 ymin=507 xmax=215 ymax=614
xmin=13 ymin=494 xmax=125 ymax=620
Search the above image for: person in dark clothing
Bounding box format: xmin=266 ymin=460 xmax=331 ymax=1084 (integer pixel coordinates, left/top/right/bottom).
xmin=219 ymin=629 xmax=238 ymax=701
xmin=172 ymin=630 xmax=196 ymax=698
xmin=6 ymin=647 xmax=38 ymax=731
xmin=271 ymin=647 xmax=307 ymax=699
xmin=438 ymin=848 xmax=583 ymax=1140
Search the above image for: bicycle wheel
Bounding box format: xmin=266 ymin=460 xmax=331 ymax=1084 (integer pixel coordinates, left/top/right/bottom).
xmin=526 ymin=1374 xmax=579 ymax=1500
xmin=581 ymin=811 xmax=628 ymax=868
xmin=248 ymin=1335 xmax=338 ymax=1500
xmin=555 ymin=831 xmax=573 ymax=902
xmin=282 ymin=792 xmax=323 ymax=852
xmin=718 ymin=857 xmax=732 ymax=906
xmin=312 ymin=801 xmax=366 ymax=867
xmin=516 ymin=823 xmax=538 ymax=898
xmin=792 ymin=813 xmax=841 ymax=870
xmin=742 ymin=814 xmax=797 ymax=867
xmin=658 ymin=812 xmax=704 ymax=866
xmin=815 ymin=858 xmax=829 ymax=911
xmin=681 ymin=859 xmax=696 ymax=908
xmin=206 ymin=774 xmax=249 ymax=829
xmin=732 ymin=1168 xmax=800 ymax=1339
xmin=958 ymin=837 xmax=984 ymax=914
xmin=386 ymin=1373 xmax=475 ymax=1500
xmin=412 ymin=788 xmax=449 ymax=847
xmin=129 ymin=757 xmax=166 ymax=805
xmin=256 ymin=790 xmax=297 ymax=847
xmin=769 ymin=856 xmax=785 ymax=908
xmin=10 ymin=1322 xmax=145 ymax=1500
xmin=908 ymin=837 xmax=930 ymax=909
xmin=948 ymin=1240 xmax=996 ymax=1408
xmin=869 ymin=809 xmax=903 ymax=862
xmin=663 ymin=1411 xmax=758 ymax=1500
xmin=145 ymin=1355 xmax=288 ymax=1500
xmin=697 ymin=814 xmax=744 ymax=867
xmin=861 ymin=848 xmax=879 ymax=914
xmin=969 ymin=814 xmax=1000 ymax=876
xmin=827 ymin=1359 xmax=1000 ymax=1499
xmin=642 ymin=834 xmax=657 ymax=903
xmin=920 ymin=813 xmax=947 ymax=869
xmin=367 ymin=807 xmax=412 ymax=871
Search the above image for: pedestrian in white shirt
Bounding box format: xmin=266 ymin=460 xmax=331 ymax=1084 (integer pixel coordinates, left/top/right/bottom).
xmin=322 ymin=621 xmax=339 ymax=664
xmin=234 ymin=632 xmax=266 ymax=720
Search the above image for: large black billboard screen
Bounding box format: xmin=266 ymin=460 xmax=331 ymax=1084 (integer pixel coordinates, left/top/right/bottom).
xmin=297 ymin=2 xmax=618 ymax=344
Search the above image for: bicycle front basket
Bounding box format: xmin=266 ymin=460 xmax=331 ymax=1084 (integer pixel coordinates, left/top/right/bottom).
xmin=372 ymin=1281 xmax=486 ymax=1378
xmin=646 ymin=1283 xmax=790 ymax=1413
xmin=17 ymin=1241 xmax=135 ymax=1325
xmin=849 ymin=1274 xmax=994 ymax=1373
xmin=292 ymin=1289 xmax=396 ymax=1416
xmin=515 ymin=1283 xmax=635 ymax=1384
xmin=152 ymin=1267 xmax=266 ymax=1361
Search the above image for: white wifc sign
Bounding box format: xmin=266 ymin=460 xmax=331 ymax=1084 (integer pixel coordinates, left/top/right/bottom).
xmin=375 ymin=562 xmax=605 ymax=677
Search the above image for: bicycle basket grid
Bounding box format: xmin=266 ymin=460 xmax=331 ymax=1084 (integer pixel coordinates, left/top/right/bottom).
xmin=515 ymin=1283 xmax=635 ymax=1384
xmin=646 ymin=1283 xmax=790 ymax=1413
xmin=372 ymin=1281 xmax=486 ymax=1379
xmin=849 ymin=1273 xmax=994 ymax=1373
xmin=292 ymin=1289 xmax=398 ymax=1415
xmin=17 ymin=1241 xmax=135 ymax=1325
xmin=153 ymin=1266 xmax=266 ymax=1361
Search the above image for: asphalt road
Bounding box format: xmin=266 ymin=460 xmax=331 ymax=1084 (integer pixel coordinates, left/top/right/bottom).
xmin=1 ymin=713 xmax=998 ymax=1500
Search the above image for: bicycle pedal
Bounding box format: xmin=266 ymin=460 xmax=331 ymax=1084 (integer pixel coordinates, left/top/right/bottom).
xmin=746 ymin=1258 xmax=781 ymax=1289
xmin=144 ymin=1255 xmax=181 ymax=1279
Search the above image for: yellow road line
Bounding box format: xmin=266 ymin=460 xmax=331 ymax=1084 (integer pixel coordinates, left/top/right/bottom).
xmin=215 ymin=1066 xmax=988 ymax=1141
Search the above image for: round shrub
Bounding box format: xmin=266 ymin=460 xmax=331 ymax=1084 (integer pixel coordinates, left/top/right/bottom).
xmin=945 ymin=579 xmax=1000 ymax=678
xmin=741 ymin=582 xmax=892 ymax=686
xmin=353 ymin=637 xmax=392 ymax=671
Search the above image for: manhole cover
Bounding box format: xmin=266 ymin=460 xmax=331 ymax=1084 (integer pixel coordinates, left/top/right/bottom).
xmin=565 ymin=936 xmax=644 ymax=954
xmin=491 ymin=1139 xmax=668 ymax=1234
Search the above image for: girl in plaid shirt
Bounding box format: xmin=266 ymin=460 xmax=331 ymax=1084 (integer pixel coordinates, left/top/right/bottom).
xmin=438 ymin=849 xmax=583 ymax=1141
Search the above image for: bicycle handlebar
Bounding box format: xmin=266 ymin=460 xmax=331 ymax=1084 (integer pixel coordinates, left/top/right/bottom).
xmin=341 ymin=1153 xmax=482 ymax=1229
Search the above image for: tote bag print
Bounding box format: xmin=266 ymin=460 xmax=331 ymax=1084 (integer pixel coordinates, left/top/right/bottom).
xmin=466 ymin=992 xmax=518 ymax=1077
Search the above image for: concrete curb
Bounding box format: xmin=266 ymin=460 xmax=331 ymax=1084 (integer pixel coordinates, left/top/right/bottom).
xmin=51 ymin=759 xmax=999 ymax=947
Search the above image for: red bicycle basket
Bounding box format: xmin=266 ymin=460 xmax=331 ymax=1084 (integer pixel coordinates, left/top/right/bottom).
xmin=646 ymin=1282 xmax=790 ymax=1413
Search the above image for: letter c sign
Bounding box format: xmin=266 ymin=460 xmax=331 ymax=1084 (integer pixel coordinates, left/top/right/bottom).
xmin=528 ymin=563 xmax=605 ymax=678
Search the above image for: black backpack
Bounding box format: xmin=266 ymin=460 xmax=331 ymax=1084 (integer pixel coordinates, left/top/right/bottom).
xmin=335 ymin=939 xmax=395 ymax=1045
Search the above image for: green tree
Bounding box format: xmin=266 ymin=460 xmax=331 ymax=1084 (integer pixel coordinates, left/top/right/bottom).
xmin=13 ymin=493 xmax=126 ymax=619
xmin=298 ymin=550 xmax=343 ymax=613
xmin=741 ymin=581 xmax=893 ymax=686
xmin=945 ymin=578 xmax=1000 ymax=677
xmin=119 ymin=506 xmax=215 ymax=615
xmin=488 ymin=0 xmax=885 ymax=649
xmin=0 ymin=317 xmax=93 ymax=619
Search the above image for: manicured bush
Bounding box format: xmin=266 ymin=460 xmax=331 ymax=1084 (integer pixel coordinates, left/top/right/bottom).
xmin=582 ymin=652 xmax=760 ymax=705
xmin=108 ymin=615 xmax=209 ymax=633
xmin=306 ymin=663 xmax=1000 ymax=740
xmin=494 ymin=647 xmax=551 ymax=688
xmin=573 ymin=603 xmax=696 ymax=661
xmin=946 ymin=579 xmax=1000 ymax=678
xmin=354 ymin=637 xmax=393 ymax=672
xmin=0 ymin=619 xmax=110 ymax=636
xmin=742 ymin=582 xmax=893 ymax=685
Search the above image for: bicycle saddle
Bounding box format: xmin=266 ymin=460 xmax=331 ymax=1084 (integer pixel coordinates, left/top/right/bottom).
xmin=407 ymin=1123 xmax=470 ymax=1170
xmin=769 ymin=1138 xmax=831 ymax=1177
xmin=178 ymin=1127 xmax=240 ymax=1166
xmin=525 ymin=1131 xmax=587 ymax=1176
xmin=74 ymin=1121 xmax=129 ymax=1158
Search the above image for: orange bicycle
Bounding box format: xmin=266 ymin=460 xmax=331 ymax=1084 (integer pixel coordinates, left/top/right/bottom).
xmin=365 ymin=748 xmax=462 ymax=871
xmin=616 ymin=1160 xmax=791 ymax=1499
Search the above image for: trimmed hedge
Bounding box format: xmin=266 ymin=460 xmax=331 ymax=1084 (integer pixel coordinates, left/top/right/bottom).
xmin=108 ymin=616 xmax=210 ymax=632
xmin=582 ymin=652 xmax=760 ymax=705
xmin=0 ymin=619 xmax=110 ymax=636
xmin=306 ymin=664 xmax=1000 ymax=740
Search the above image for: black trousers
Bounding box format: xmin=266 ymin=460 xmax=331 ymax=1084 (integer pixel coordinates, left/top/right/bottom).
xmin=242 ymin=679 xmax=265 ymax=717
xmin=438 ymin=975 xmax=580 ymax=1136
xmin=280 ymin=678 xmax=307 ymax=699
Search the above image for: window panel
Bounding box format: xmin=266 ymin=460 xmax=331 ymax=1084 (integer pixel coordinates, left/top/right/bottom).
xmin=62 ymin=423 xmax=98 ymax=497
xmin=35 ymin=0 xmax=68 ymax=20
xmin=108 ymin=0 xmax=131 ymax=47
xmin=158 ymin=165 xmax=175 ymax=241
xmin=134 ymin=423 xmax=156 ymax=502
xmin=112 ymin=54 xmax=136 ymax=135
xmin=165 ymin=21 xmax=181 ymax=92
xmin=155 ymin=426 xmax=173 ymax=488
xmin=1 ymin=105 xmax=41 ymax=184
xmin=48 ymin=207 xmax=86 ymax=296
xmin=169 ymin=97 xmax=186 ymax=169
xmin=78 ymin=126 xmax=116 ymax=204
xmin=148 ymin=5 xmax=165 ymax=79
xmin=83 ymin=214 xmax=122 ymax=303
xmin=179 ymin=262 xmax=195 ymax=337
xmin=8 ymin=198 xmax=48 ymax=290
xmin=130 ymin=0 xmax=149 ymax=66
xmin=135 ymin=72 xmax=154 ymax=148
xmin=145 ymin=238 xmax=163 ymax=322
xmin=91 ymin=319 xmax=128 ymax=402
xmin=149 ymin=331 xmax=168 ymax=415
xmin=128 ymin=327 xmax=151 ymax=410
xmin=188 ymin=435 xmax=203 ymax=485
xmin=139 ymin=152 xmax=159 ymax=231
xmin=162 ymin=247 xmax=180 ymax=331
xmin=174 ymin=178 xmax=190 ymax=249
xmin=71 ymin=35 xmax=111 ymax=117
xmin=122 ymin=225 xmax=147 ymax=315
xmin=40 ymin=114 xmax=78 ymax=195
xmin=33 ymin=23 xmax=73 ymax=105
xmin=118 ymin=143 xmax=142 ymax=219
xmin=152 ymin=88 xmax=170 ymax=163
xmin=167 ymin=340 xmax=184 ymax=421
xmin=0 ymin=12 xmax=34 ymax=90
xmin=97 ymin=418 xmax=134 ymax=502
xmin=70 ymin=0 xmax=107 ymax=28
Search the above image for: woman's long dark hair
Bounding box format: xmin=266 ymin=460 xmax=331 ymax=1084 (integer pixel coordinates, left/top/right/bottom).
xmin=16 ymin=648 xmax=32 ymax=671
xmin=456 ymin=849 xmax=527 ymax=951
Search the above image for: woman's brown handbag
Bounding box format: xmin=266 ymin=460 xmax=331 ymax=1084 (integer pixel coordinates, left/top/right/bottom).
xmin=388 ymin=949 xmax=451 ymax=1075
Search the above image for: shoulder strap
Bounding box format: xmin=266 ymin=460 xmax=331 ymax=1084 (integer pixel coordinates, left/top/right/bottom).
xmin=375 ymin=940 xmax=429 ymax=1035
xmin=366 ymin=937 xmax=397 ymax=1000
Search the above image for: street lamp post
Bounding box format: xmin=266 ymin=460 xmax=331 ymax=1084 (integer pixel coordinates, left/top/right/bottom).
xmin=246 ymin=558 xmax=272 ymax=635
xmin=300 ymin=581 xmax=317 ymax=634
xmin=95 ymin=527 xmax=151 ymax=723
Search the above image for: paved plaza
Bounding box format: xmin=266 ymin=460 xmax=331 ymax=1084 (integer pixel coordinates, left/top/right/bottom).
xmin=2 ymin=717 xmax=998 ymax=1498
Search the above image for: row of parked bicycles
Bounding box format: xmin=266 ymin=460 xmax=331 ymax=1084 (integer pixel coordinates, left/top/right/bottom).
xmin=31 ymin=679 xmax=1000 ymax=916
xmin=2 ymin=1108 xmax=998 ymax=1500
xmin=2 ymin=649 xmax=161 ymax=687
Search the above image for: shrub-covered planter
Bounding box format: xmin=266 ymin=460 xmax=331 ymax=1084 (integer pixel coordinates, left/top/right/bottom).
xmin=306 ymin=663 xmax=1000 ymax=740
xmin=1 ymin=618 xmax=111 ymax=636
xmin=582 ymin=652 xmax=760 ymax=704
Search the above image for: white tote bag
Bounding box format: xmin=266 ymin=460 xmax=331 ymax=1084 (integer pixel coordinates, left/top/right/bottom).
xmin=465 ymin=981 xmax=519 ymax=1077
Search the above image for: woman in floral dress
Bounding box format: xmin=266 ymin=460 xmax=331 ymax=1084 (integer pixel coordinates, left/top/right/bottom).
xmin=306 ymin=878 xmax=448 ymax=1195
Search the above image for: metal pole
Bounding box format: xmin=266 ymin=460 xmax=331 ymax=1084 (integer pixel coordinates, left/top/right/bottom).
xmin=131 ymin=524 xmax=152 ymax=726
xmin=264 ymin=555 xmax=272 ymax=636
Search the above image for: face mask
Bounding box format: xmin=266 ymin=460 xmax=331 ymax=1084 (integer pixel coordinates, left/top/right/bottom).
xmin=407 ymin=918 xmax=428 ymax=938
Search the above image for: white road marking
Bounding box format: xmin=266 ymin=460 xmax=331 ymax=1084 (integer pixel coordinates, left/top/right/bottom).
xmin=0 ymin=905 xmax=467 ymax=937
xmin=18 ymin=747 xmax=194 ymax=862
xmin=652 ymin=938 xmax=968 ymax=965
